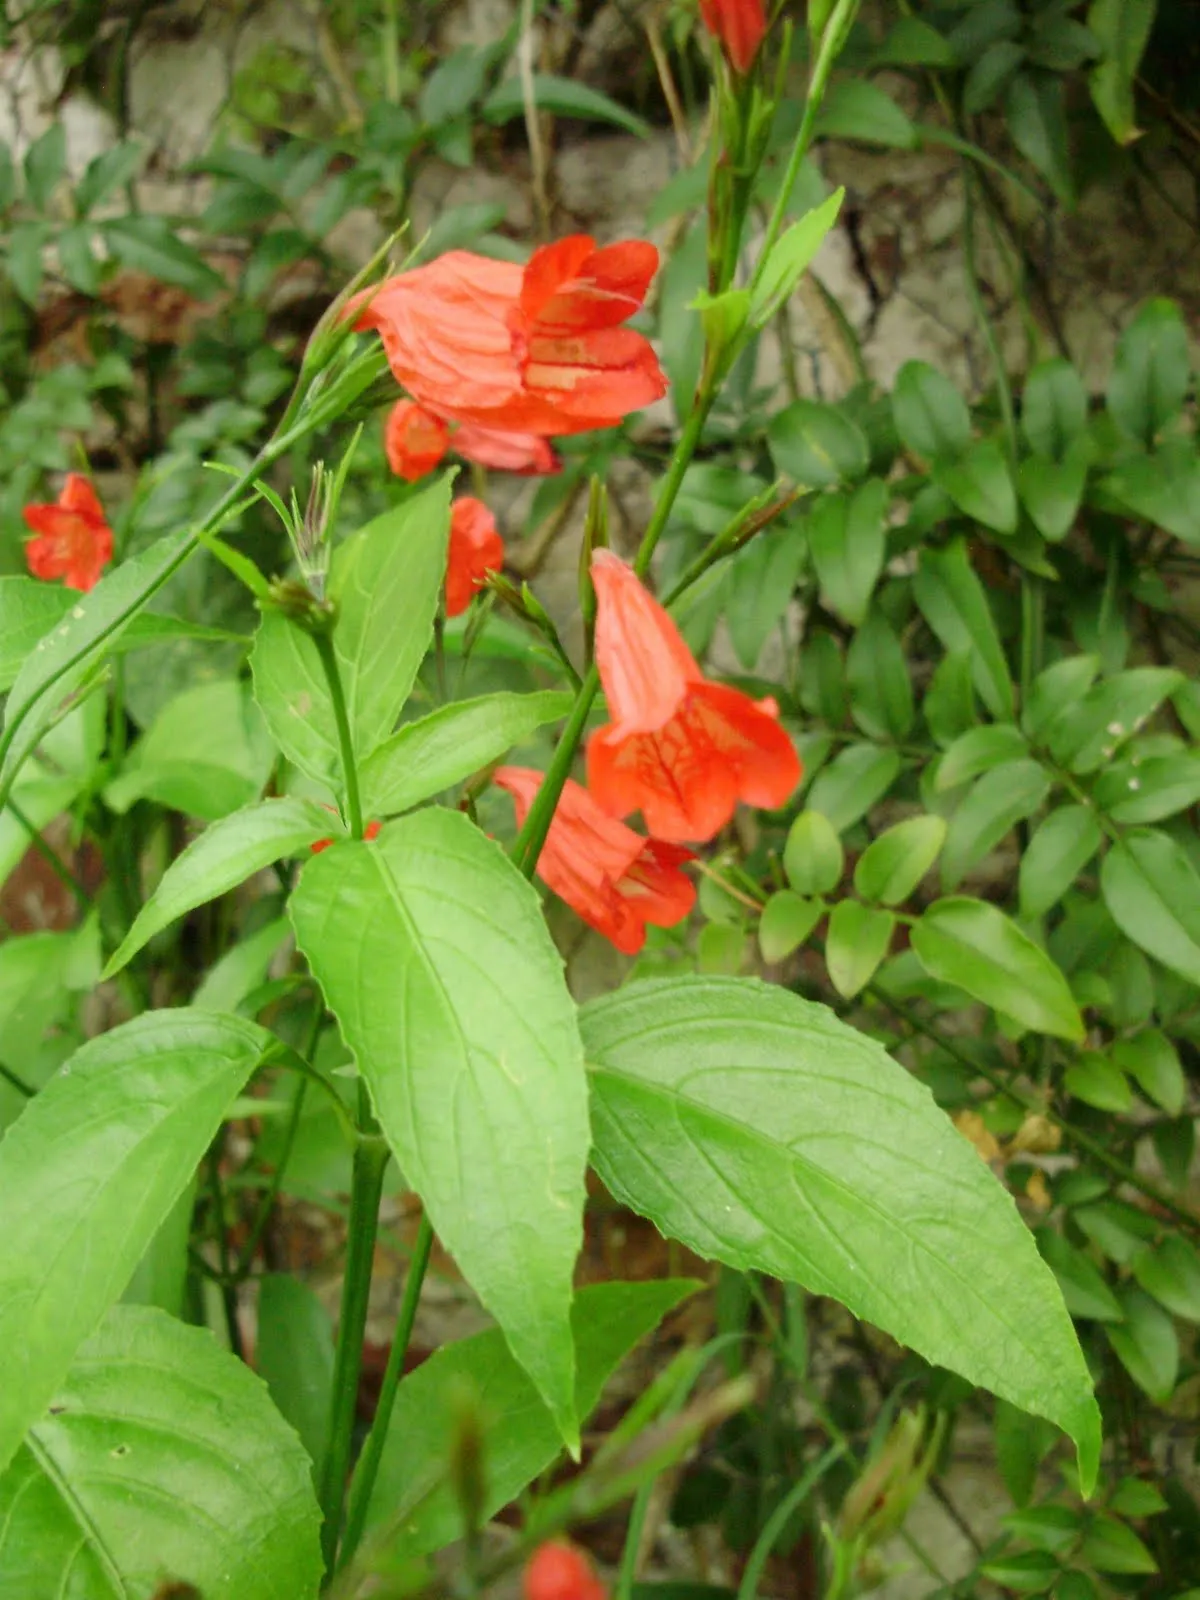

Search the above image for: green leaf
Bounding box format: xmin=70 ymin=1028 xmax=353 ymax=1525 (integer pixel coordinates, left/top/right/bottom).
xmin=1005 ymin=70 xmax=1075 ymax=206
xmin=358 ymin=1279 xmax=696 ymax=1553
xmin=767 ymin=400 xmax=869 ymax=489
xmin=911 ymin=898 xmax=1085 ymax=1040
xmin=482 ymin=74 xmax=650 ymax=138
xmin=855 ymin=816 xmax=946 ymax=905
xmin=1107 ymin=297 xmax=1190 ymax=444
xmin=257 ymin=1273 xmax=335 ymax=1470
xmin=798 ymin=629 xmax=847 ymax=725
xmin=825 ymin=901 xmax=894 ymax=997
xmin=892 ymin=362 xmax=972 ymax=462
xmin=1153 ymin=1116 xmax=1194 ymax=1191
xmin=1098 ymin=752 xmax=1200 ymax=824
xmin=1088 ymin=0 xmax=1157 ymax=144
xmin=933 ymin=438 xmax=1019 ymax=533
xmin=0 ymin=1304 xmax=322 ymax=1598
xmin=251 ymin=476 xmax=452 ymax=786
xmin=724 ymin=524 xmax=807 ymax=670
xmin=1064 ymin=1050 xmax=1131 ymax=1112
xmin=1044 ymin=667 xmax=1183 ymax=774
xmin=913 ymin=539 xmax=1014 ymax=719
xmin=994 ymin=1397 xmax=1057 ymax=1507
xmin=964 ymin=39 xmax=1026 ymax=115
xmin=361 ymin=690 xmax=572 ymax=816
xmin=1108 ymin=1476 xmax=1169 ymax=1517
xmin=1022 ymin=358 xmax=1089 ymax=458
xmin=815 ymin=79 xmax=918 ymax=148
xmin=750 ymin=188 xmax=844 ymax=327
xmin=1019 ymin=805 xmax=1103 ymax=920
xmin=22 ymin=123 xmax=65 ymax=210
xmin=104 ymin=797 xmax=332 ymax=977
xmin=1023 ymin=654 xmax=1100 ymax=743
xmin=872 ymin=15 xmax=957 ymax=66
xmin=1055 ymin=1574 xmax=1099 ymax=1600
xmin=979 ymin=1551 xmax=1058 ymax=1593
xmin=103 ymin=214 xmax=227 ymax=297
xmin=846 ymin=609 xmax=914 ymax=742
xmin=0 ymin=528 xmax=194 ymax=795
xmin=1131 ymin=1236 xmax=1200 ymax=1321
xmin=583 ymin=976 xmax=1100 ymax=1489
xmin=758 ymin=891 xmax=823 ymax=963
xmin=57 ymin=222 xmax=101 ymax=294
xmin=104 ymin=678 xmax=273 ymax=820
xmin=1080 ymin=1514 xmax=1158 ymax=1574
xmin=1113 ymin=1029 xmax=1184 ymax=1114
xmin=783 ymin=810 xmax=843 ymax=896
xmin=0 ymin=141 xmax=14 ymax=211
xmin=935 ymin=723 xmax=1029 ymax=791
xmin=1101 ymin=828 xmax=1200 ymax=985
xmin=1037 ymin=1230 xmax=1123 ymax=1322
xmin=0 ymin=578 xmax=72 ymax=691
xmin=0 ymin=1010 xmax=268 ymax=1472
xmin=924 ymin=650 xmax=978 ymax=748
xmin=1018 ymin=450 xmax=1087 ymax=542
xmin=290 ymin=810 xmax=589 ymax=1447
xmin=420 ymin=44 xmax=498 ymax=126
xmin=806 ymin=742 xmax=901 ymax=832
xmin=1002 ymin=1504 xmax=1082 ymax=1553
xmin=1101 ymin=441 xmax=1200 ymax=544
xmin=1105 ymin=1285 xmax=1178 ymax=1401
xmin=6 ymin=219 xmax=48 ymax=304
xmin=941 ymin=759 xmax=1050 ymax=889
xmin=1074 ymin=1199 xmax=1157 ymax=1264
xmin=75 ymin=139 xmax=146 ymax=214
xmin=807 ymin=477 xmax=886 ymax=627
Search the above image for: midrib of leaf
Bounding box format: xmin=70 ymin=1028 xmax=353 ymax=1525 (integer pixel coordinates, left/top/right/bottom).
xmin=24 ymin=1434 xmax=127 ymax=1600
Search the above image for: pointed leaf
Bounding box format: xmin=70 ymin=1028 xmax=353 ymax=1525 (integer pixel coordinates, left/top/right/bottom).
xmin=257 ymin=1274 xmax=336 ymax=1470
xmin=1131 ymin=1236 xmax=1200 ymax=1321
xmin=855 ymin=815 xmax=947 ymax=905
xmin=892 ymin=362 xmax=972 ymax=462
xmin=1106 ymin=1285 xmax=1178 ymax=1402
xmin=1107 ymin=297 xmax=1189 ymax=444
xmin=1088 ymin=0 xmax=1157 ymax=144
xmin=847 ymin=609 xmax=915 ymax=741
xmin=807 ymin=477 xmax=887 ymax=627
xmin=933 ymin=438 xmax=1019 ymax=533
xmin=0 ymin=1304 xmax=321 ymax=1598
xmin=1019 ymin=804 xmax=1103 ymax=920
xmin=805 ymin=742 xmax=901 ymax=832
xmin=1021 ymin=358 xmax=1089 ymax=458
xmin=758 ymin=891 xmax=823 ymax=962
xmin=583 ymin=976 xmax=1100 ymax=1490
xmin=1018 ymin=450 xmax=1087 ymax=541
xmin=1113 ymin=1029 xmax=1184 ymax=1114
xmin=0 ymin=1010 xmax=269 ymax=1472
xmin=825 ymin=901 xmax=894 ymax=997
xmin=290 ymin=810 xmax=589 ymax=1447
xmin=1101 ymin=828 xmax=1200 ymax=985
xmin=941 ymin=758 xmax=1050 ymax=888
xmin=913 ymin=539 xmax=1013 ymax=718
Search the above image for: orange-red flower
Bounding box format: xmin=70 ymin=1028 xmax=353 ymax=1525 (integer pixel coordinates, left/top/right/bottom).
xmin=495 ymin=767 xmax=695 ymax=956
xmin=385 ymin=400 xmax=450 ymax=481
xmin=446 ymin=497 xmax=504 ymax=617
xmin=586 ymin=550 xmax=801 ymax=842
xmin=524 ymin=1543 xmax=607 ymax=1600
xmin=23 ymin=473 xmax=114 ymax=592
xmin=353 ymin=236 xmax=667 ymax=435
xmin=384 ymin=400 xmax=561 ymax=481
xmin=698 ymin=0 xmax=767 ymax=73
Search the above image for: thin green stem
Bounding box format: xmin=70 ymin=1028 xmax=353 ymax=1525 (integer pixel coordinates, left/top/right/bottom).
xmin=0 ymin=1061 xmax=35 ymax=1099
xmin=313 ymin=630 xmax=365 ymax=840
xmin=338 ymin=1210 xmax=436 ymax=1570
xmin=6 ymin=798 xmax=89 ymax=910
xmin=206 ymin=1147 xmax=244 ymax=1361
xmin=737 ymin=1444 xmax=846 ymax=1600
xmin=318 ymin=1082 xmax=390 ymax=1573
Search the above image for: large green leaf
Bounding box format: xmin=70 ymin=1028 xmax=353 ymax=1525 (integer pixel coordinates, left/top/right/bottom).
xmin=582 ymin=976 xmax=1099 ymax=1489
xmin=250 ymin=476 xmax=452 ymax=787
xmin=1100 ymin=828 xmax=1200 ymax=984
xmin=361 ymin=690 xmax=573 ymax=815
xmin=913 ymin=539 xmax=1013 ymax=719
xmin=910 ymin=897 xmax=1084 ymax=1040
xmin=104 ymin=797 xmax=332 ymax=977
xmin=0 ymin=528 xmax=194 ymax=795
xmin=0 ymin=1304 xmax=322 ymax=1598
xmin=0 ymin=1010 xmax=268 ymax=1473
xmin=358 ymin=1279 xmax=696 ymax=1555
xmin=290 ymin=810 xmax=589 ymax=1447
xmin=0 ymin=578 xmax=72 ymax=691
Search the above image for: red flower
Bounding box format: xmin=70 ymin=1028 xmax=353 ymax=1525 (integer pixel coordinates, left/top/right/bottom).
xmin=698 ymin=0 xmax=767 ymax=73
xmin=385 ymin=400 xmax=451 ymax=481
xmin=385 ymin=400 xmax=561 ymax=481
xmin=586 ymin=551 xmax=801 ymax=842
xmin=524 ymin=1543 xmax=607 ymax=1600
xmin=495 ymin=767 xmax=695 ymax=956
xmin=23 ymin=473 xmax=114 ymax=592
xmin=312 ymin=819 xmax=381 ymax=853
xmin=352 ymin=236 xmax=667 ymax=435
xmin=446 ymin=497 xmax=504 ymax=617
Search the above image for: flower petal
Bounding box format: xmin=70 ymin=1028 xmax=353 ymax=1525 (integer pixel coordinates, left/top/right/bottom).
xmin=58 ymin=473 xmax=106 ymax=523
xmin=385 ymin=400 xmax=450 ymax=480
xmin=591 ymin=551 xmax=700 ymax=732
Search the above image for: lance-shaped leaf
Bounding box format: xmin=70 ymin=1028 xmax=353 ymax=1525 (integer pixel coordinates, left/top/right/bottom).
xmin=582 ymin=975 xmax=1100 ymax=1492
xmin=290 ymin=809 xmax=589 ymax=1449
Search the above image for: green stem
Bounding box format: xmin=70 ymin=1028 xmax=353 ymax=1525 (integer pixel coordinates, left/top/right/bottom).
xmin=737 ymin=1444 xmax=845 ymax=1600
xmin=0 ymin=1061 xmax=35 ymax=1099
xmin=206 ymin=1146 xmax=244 ymax=1361
xmin=313 ymin=630 xmax=365 ymax=840
xmin=752 ymin=0 xmax=860 ymax=287
xmin=6 ymin=797 xmax=90 ymax=910
xmin=338 ymin=1210 xmax=436 ymax=1570
xmin=318 ymin=1083 xmax=390 ymax=1573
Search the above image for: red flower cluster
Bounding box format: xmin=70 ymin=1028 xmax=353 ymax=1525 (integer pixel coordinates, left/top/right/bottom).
xmin=699 ymin=0 xmax=767 ymax=74
xmin=353 ymin=235 xmax=666 ymax=436
xmin=385 ymin=400 xmax=560 ymax=482
xmin=23 ymin=473 xmax=114 ymax=592
xmin=524 ymin=1542 xmax=607 ymax=1600
xmin=446 ymin=497 xmax=504 ymax=618
xmin=495 ymin=768 xmax=694 ymax=956
xmin=497 ymin=556 xmax=800 ymax=954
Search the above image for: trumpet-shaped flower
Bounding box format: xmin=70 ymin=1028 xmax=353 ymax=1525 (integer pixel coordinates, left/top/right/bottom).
xmin=23 ymin=473 xmax=114 ymax=592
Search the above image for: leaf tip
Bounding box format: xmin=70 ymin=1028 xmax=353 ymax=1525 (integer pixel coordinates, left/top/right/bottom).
xmin=1073 ymin=1395 xmax=1103 ymax=1500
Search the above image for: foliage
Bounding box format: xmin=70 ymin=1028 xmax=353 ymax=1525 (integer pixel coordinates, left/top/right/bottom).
xmin=0 ymin=2 xmax=1197 ymax=1599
